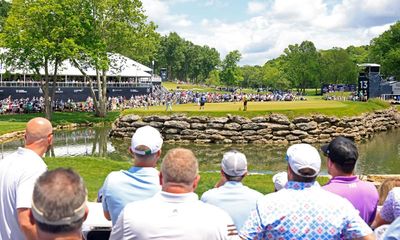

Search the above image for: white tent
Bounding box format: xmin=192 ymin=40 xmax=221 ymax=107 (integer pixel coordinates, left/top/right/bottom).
xmin=0 ymin=48 xmax=151 ymax=78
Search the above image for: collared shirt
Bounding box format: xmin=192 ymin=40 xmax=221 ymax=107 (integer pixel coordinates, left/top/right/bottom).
xmin=110 ymin=191 xmax=239 ymax=240
xmin=240 ymin=181 xmax=373 ymax=240
xmin=102 ymin=166 xmax=161 ymax=224
xmin=380 ymin=187 xmax=400 ymax=223
xmin=0 ymin=147 xmax=47 ymax=240
xmin=383 ymin=217 xmax=400 ymax=240
xmin=201 ymin=181 xmax=263 ymax=230
xmin=323 ymin=175 xmax=379 ymax=224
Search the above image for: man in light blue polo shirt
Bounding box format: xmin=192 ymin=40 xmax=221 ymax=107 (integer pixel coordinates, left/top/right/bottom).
xmin=101 ymin=126 xmax=163 ymax=224
xmin=200 ymin=150 xmax=263 ymax=230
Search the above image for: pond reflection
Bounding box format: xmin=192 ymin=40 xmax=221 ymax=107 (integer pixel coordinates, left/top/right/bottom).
xmin=1 ymin=126 xmax=399 ymax=175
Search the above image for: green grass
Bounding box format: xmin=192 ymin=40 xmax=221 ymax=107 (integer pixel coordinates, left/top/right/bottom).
xmin=123 ymin=98 xmax=390 ymax=119
xmin=0 ymin=111 xmax=120 ymax=135
xmin=0 ymin=111 xmax=120 ymax=125
xmin=303 ymin=88 xmax=320 ymax=96
xmin=45 ymin=156 xmax=329 ymax=201
xmin=0 ymin=121 xmax=27 ymax=135
xmin=45 ymin=156 xmax=132 ymax=201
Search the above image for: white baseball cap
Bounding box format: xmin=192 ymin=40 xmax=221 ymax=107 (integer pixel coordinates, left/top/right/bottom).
xmin=130 ymin=126 xmax=163 ymax=155
xmin=272 ymin=172 xmax=288 ymax=191
xmin=286 ymin=144 xmax=321 ymax=177
xmin=221 ymin=150 xmax=247 ymax=177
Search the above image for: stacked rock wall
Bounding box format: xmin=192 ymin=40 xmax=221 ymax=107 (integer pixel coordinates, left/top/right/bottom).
xmin=110 ymin=108 xmax=400 ymax=145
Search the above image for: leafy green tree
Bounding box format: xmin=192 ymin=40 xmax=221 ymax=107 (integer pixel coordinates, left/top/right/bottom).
xmin=241 ymin=65 xmax=263 ymax=88
xmin=156 ymin=32 xmax=185 ymax=81
xmin=156 ymin=33 xmax=220 ymax=84
xmin=346 ymin=45 xmax=369 ymax=64
xmin=198 ymin=46 xmax=220 ymax=83
xmin=205 ymin=69 xmax=220 ymax=86
xmin=123 ymin=21 xmax=160 ymax=66
xmin=282 ymin=41 xmax=320 ymax=92
xmin=220 ymin=50 xmax=243 ymax=87
xmin=320 ymin=48 xmax=358 ymax=85
xmin=261 ymin=62 xmax=290 ymax=90
xmin=0 ymin=0 xmax=10 ymax=33
xmin=369 ymin=21 xmax=400 ymax=80
xmin=2 ymin=0 xmax=84 ymax=120
xmin=71 ymin=0 xmax=158 ymax=117
xmin=3 ymin=0 xmax=158 ymax=118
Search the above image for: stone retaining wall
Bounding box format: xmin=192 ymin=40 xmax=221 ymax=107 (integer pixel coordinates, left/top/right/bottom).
xmin=110 ymin=108 xmax=400 ymax=145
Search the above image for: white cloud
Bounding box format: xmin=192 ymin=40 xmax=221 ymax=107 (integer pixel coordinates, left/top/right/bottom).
xmin=247 ymin=1 xmax=268 ymax=15
xmin=269 ymin=0 xmax=328 ymax=25
xmin=142 ymin=0 xmax=399 ymax=65
xmin=141 ymin=0 xmax=192 ymax=32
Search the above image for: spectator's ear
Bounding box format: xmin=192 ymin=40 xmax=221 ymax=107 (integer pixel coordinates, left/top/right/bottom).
xmin=83 ymin=206 xmax=89 ymax=221
xmin=159 ymin=172 xmax=163 ymax=185
xmin=193 ymin=175 xmax=201 ymax=190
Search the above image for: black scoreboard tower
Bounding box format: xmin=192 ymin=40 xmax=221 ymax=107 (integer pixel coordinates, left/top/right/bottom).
xmin=357 ymin=64 xmax=381 ymax=100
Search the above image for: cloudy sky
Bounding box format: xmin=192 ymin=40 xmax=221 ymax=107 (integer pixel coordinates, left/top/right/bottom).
xmin=141 ymin=0 xmax=400 ymax=66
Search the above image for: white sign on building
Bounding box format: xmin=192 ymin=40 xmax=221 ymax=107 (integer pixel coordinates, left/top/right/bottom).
xmin=393 ymin=82 xmax=400 ymax=95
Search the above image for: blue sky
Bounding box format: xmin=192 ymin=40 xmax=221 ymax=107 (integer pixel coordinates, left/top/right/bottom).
xmin=141 ymin=0 xmax=400 ymax=66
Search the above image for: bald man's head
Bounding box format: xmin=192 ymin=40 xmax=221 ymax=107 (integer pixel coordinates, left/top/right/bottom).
xmin=25 ymin=117 xmax=53 ymax=145
xmin=161 ymin=148 xmax=198 ymax=186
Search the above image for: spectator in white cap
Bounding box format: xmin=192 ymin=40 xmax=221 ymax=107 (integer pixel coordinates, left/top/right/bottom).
xmin=100 ymin=126 xmax=163 ymax=224
xmin=272 ymin=172 xmax=288 ymax=191
xmin=240 ymin=143 xmax=375 ymax=240
xmin=201 ymin=150 xmax=263 ymax=230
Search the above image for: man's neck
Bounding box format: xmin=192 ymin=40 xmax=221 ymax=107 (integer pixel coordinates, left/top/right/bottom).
xmin=37 ymin=230 xmax=82 ymax=240
xmin=134 ymin=162 xmax=155 ymax=168
xmin=331 ymin=171 xmax=354 ymax=178
xmin=162 ymin=184 xmax=192 ymax=194
xmin=24 ymin=145 xmax=45 ymax=158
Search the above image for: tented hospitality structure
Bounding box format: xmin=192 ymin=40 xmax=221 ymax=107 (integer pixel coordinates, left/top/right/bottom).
xmin=0 ymin=48 xmax=152 ymax=83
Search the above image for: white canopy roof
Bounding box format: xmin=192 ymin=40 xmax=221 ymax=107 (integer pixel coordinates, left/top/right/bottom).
xmin=357 ymin=63 xmax=381 ymax=67
xmin=0 ymin=48 xmax=151 ymax=78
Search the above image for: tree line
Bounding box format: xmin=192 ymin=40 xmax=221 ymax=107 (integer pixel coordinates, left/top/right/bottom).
xmin=154 ymin=21 xmax=400 ymax=95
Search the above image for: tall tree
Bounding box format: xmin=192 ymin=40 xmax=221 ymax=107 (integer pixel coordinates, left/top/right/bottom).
xmin=220 ymin=50 xmax=243 ymax=87
xmin=198 ymin=46 xmax=220 ymax=83
xmin=282 ymin=41 xmax=320 ymax=92
xmin=71 ymin=0 xmax=158 ymax=117
xmin=156 ymin=32 xmax=185 ymax=81
xmin=205 ymin=69 xmax=220 ymax=86
xmin=261 ymin=61 xmax=289 ymax=90
xmin=0 ymin=0 xmax=10 ymax=33
xmin=346 ymin=45 xmax=369 ymax=64
xmin=320 ymin=48 xmax=358 ymax=85
xmin=2 ymin=0 xmax=84 ymax=120
xmin=369 ymin=21 xmax=400 ymax=80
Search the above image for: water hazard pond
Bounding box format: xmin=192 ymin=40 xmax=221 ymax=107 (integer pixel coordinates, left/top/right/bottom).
xmin=1 ymin=126 xmax=399 ymax=175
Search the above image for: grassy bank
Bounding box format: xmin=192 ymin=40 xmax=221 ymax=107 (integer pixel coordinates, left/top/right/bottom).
xmin=45 ymin=156 xmax=329 ymax=201
xmin=0 ymin=121 xmax=27 ymax=135
xmin=0 ymin=111 xmax=120 ymax=135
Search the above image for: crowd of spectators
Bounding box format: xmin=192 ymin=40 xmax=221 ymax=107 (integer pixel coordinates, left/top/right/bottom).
xmin=0 ymin=96 xmax=96 ymax=114
xmin=0 ymin=88 xmax=305 ymax=114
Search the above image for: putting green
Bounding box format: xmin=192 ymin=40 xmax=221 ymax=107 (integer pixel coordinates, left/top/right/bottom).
xmin=123 ymin=97 xmax=390 ymax=118
xmin=141 ymin=100 xmax=346 ymax=112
